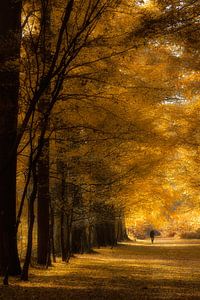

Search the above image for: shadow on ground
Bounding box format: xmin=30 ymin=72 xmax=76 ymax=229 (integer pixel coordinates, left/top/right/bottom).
xmin=1 ymin=240 xmax=200 ymax=299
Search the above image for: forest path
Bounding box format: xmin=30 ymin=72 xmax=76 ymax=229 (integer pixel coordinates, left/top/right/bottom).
xmin=1 ymin=239 xmax=200 ymax=299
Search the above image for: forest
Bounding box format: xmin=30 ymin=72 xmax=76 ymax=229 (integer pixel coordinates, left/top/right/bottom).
xmin=0 ymin=0 xmax=200 ymax=298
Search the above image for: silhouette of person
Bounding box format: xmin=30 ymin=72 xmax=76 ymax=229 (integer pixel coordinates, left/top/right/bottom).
xmin=150 ymin=230 xmax=155 ymax=244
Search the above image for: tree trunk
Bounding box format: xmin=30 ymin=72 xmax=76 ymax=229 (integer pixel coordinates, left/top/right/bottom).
xmin=37 ymin=0 xmax=52 ymax=266
xmin=0 ymin=0 xmax=22 ymax=276
xmin=37 ymin=139 xmax=50 ymax=265
xmin=116 ymin=213 xmax=128 ymax=242
xmin=21 ymin=165 xmax=37 ymax=281
xmin=66 ymin=214 xmax=73 ymax=262
xmin=60 ymin=210 xmax=66 ymax=261
xmin=50 ymin=203 xmax=56 ymax=262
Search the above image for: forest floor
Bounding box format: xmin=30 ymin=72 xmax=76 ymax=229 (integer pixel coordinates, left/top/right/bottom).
xmin=1 ymin=238 xmax=200 ymax=299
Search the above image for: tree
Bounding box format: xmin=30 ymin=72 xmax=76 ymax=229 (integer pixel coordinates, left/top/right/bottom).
xmin=0 ymin=0 xmax=22 ymax=276
xmin=37 ymin=0 xmax=52 ymax=266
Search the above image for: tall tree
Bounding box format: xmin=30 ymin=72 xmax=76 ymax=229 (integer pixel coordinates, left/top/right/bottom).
xmin=0 ymin=0 xmax=22 ymax=275
xmin=37 ymin=0 xmax=52 ymax=266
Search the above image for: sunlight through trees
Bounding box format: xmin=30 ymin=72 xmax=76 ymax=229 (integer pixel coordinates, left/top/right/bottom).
xmin=0 ymin=0 xmax=199 ymax=288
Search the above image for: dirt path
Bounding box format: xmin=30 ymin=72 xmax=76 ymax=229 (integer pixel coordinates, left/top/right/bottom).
xmin=1 ymin=239 xmax=200 ymax=299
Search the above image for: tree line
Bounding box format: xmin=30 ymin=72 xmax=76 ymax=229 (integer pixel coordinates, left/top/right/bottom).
xmin=0 ymin=0 xmax=199 ymax=284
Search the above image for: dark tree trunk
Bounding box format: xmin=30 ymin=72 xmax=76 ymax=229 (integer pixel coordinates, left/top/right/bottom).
xmin=71 ymin=226 xmax=91 ymax=254
xmin=88 ymin=225 xmax=94 ymax=252
xmin=50 ymin=203 xmax=56 ymax=262
xmin=21 ymin=165 xmax=37 ymax=281
xmin=0 ymin=0 xmax=22 ymax=276
xmin=95 ymin=221 xmax=116 ymax=248
xmin=95 ymin=223 xmax=106 ymax=247
xmin=60 ymin=173 xmax=66 ymax=261
xmin=21 ymin=196 xmax=35 ymax=281
xmin=60 ymin=210 xmax=66 ymax=261
xmin=65 ymin=215 xmax=72 ymax=262
xmin=71 ymin=228 xmax=83 ymax=253
xmin=37 ymin=139 xmax=50 ymax=265
xmin=116 ymin=214 xmax=128 ymax=242
xmin=37 ymin=0 xmax=52 ymax=266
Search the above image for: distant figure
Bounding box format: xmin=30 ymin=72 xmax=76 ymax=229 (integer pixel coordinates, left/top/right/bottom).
xmin=150 ymin=230 xmax=155 ymax=244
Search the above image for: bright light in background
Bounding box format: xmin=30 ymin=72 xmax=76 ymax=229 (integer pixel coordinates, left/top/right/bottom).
xmin=135 ymin=0 xmax=152 ymax=7
xmin=162 ymin=94 xmax=188 ymax=105
xmin=153 ymin=40 xmax=184 ymax=58
xmin=167 ymin=44 xmax=184 ymax=57
xmin=22 ymin=7 xmax=40 ymax=38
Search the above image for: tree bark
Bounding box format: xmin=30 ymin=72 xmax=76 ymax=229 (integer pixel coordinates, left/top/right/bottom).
xmin=21 ymin=165 xmax=37 ymax=281
xmin=60 ymin=174 xmax=66 ymax=261
xmin=50 ymin=203 xmax=56 ymax=262
xmin=0 ymin=0 xmax=22 ymax=276
xmin=60 ymin=210 xmax=66 ymax=261
xmin=37 ymin=0 xmax=52 ymax=265
xmin=37 ymin=139 xmax=50 ymax=265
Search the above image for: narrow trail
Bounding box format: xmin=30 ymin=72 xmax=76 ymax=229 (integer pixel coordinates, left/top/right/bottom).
xmin=1 ymin=239 xmax=200 ymax=299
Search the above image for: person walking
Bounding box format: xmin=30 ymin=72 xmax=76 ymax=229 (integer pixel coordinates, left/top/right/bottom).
xmin=150 ymin=230 xmax=155 ymax=244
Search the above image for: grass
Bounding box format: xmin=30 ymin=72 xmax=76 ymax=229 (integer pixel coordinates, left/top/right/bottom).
xmin=1 ymin=238 xmax=200 ymax=299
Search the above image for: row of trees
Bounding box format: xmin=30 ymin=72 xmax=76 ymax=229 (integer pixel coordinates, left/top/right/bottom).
xmin=0 ymin=0 xmax=128 ymax=282
xmin=0 ymin=0 xmax=199 ymax=282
